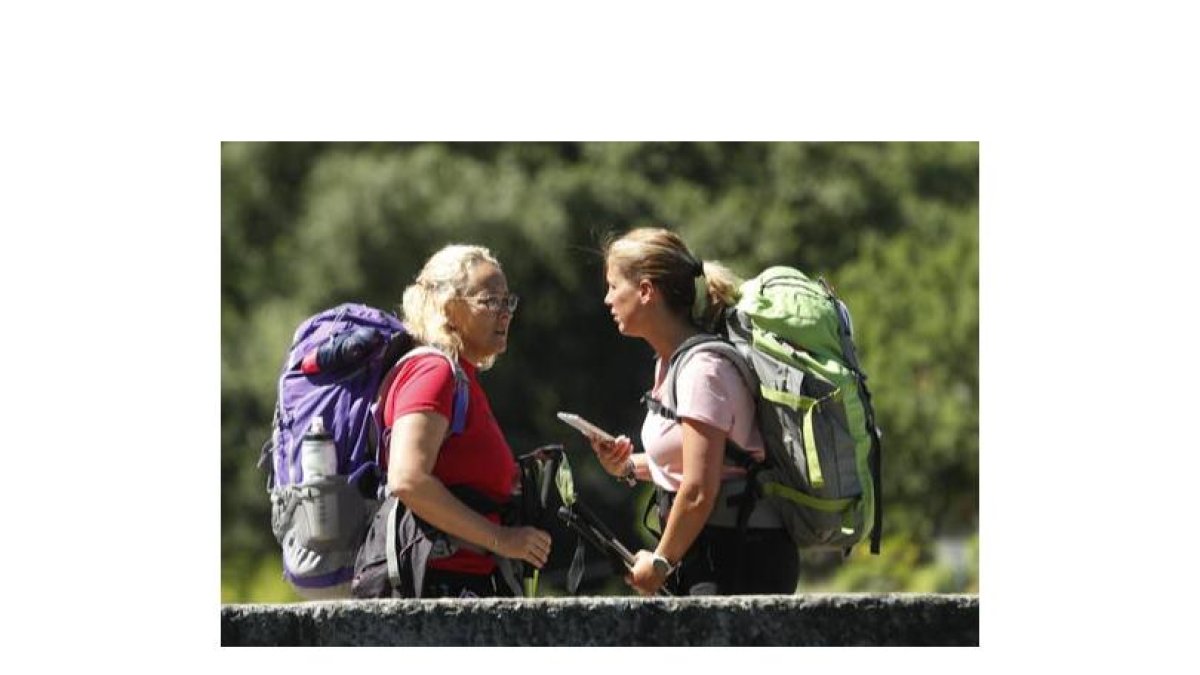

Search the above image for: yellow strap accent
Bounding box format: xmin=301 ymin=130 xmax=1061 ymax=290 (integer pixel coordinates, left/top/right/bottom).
xmin=760 ymin=482 xmax=854 ymax=513
xmin=759 ymin=386 xmax=817 ymax=411
xmin=803 ymin=404 xmax=824 ymax=489
xmin=841 ymin=508 xmax=857 ymax=536
xmin=759 ymin=385 xmax=841 ymax=493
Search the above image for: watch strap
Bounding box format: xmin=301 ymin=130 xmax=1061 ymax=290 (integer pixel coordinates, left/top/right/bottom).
xmin=650 ymin=552 xmax=676 ymax=577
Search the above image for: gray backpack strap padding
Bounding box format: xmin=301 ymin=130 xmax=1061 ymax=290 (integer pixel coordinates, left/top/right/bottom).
xmin=385 ymin=498 xmax=402 ymax=588
xmin=395 ymin=346 xmax=466 ymax=414
xmin=660 ymin=336 xmax=757 ymax=415
xmin=659 ymin=337 xmax=759 ymax=463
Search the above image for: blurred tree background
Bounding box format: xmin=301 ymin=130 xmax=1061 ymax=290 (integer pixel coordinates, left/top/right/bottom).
xmin=221 ymin=142 xmax=978 ymax=602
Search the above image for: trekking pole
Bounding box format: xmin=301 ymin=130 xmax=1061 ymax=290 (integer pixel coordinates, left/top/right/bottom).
xmin=531 ymin=445 xmax=563 ymax=597
xmin=514 ymin=444 xmax=566 ymax=597
xmin=548 ymin=445 xmax=673 ymax=597
xmin=556 ymin=505 xmax=673 ymax=597
xmin=575 ymin=502 xmax=674 ymax=598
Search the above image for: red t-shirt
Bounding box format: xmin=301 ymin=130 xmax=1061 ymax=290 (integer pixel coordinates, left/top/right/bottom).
xmin=382 ymin=352 xmax=516 ymax=575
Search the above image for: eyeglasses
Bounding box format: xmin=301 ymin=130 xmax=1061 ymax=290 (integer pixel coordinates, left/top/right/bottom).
xmin=466 ymin=293 xmax=520 ymax=313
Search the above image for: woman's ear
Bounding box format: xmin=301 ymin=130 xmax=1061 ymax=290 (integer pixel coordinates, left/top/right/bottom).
xmin=637 ymin=278 xmax=655 ymax=304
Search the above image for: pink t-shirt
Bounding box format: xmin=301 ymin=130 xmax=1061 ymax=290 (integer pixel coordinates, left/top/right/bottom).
xmin=641 ymin=350 xmax=766 ymax=492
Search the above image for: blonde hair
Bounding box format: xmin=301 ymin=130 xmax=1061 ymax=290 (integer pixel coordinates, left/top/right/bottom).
xmin=401 ymin=244 xmax=503 ymax=369
xmin=604 ymin=227 xmax=741 ymax=331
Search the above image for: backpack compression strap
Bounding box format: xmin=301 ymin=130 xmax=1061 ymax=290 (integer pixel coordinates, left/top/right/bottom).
xmin=820 ymin=278 xmax=883 ymax=555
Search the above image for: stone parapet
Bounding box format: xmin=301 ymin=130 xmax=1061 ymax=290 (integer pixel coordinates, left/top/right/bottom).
xmin=221 ymin=593 xmax=979 ymax=646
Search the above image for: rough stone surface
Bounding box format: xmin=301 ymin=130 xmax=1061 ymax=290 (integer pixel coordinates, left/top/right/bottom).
xmin=221 ymin=593 xmax=978 ymax=646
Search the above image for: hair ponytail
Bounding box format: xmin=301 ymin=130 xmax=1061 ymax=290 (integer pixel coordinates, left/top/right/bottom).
xmin=605 ymin=227 xmax=743 ymax=331
xmin=694 ymin=260 xmax=741 ymax=330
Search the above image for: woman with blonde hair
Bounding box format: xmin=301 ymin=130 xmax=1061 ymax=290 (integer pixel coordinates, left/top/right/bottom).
xmin=379 ymin=244 xmax=550 ymax=598
xmin=591 ymin=227 xmax=798 ymax=596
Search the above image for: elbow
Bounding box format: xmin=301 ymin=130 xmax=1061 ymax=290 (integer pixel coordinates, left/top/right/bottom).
xmin=387 ymin=470 xmax=424 ymax=504
xmin=675 ymin=481 xmax=716 ymax=515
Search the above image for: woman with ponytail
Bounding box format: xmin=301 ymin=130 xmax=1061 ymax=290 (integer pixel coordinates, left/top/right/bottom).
xmin=591 ymin=227 xmax=799 ymax=596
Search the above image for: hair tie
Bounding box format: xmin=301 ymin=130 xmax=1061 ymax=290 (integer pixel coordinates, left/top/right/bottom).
xmin=691 ymin=273 xmax=708 ymax=323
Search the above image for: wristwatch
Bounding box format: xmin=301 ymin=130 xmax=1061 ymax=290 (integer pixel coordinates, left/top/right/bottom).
xmin=618 ymin=458 xmax=637 ymax=487
xmin=650 ymin=553 xmax=676 ymax=578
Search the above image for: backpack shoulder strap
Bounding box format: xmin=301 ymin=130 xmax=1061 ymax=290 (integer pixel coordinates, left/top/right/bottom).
xmin=405 ymin=347 xmax=469 ymax=435
xmin=659 ymin=335 xmax=756 ymax=413
xmin=374 ymin=347 xmax=470 ymax=467
xmin=643 ymin=334 xmax=759 ymax=472
xmin=381 ymin=347 xmax=469 ymax=432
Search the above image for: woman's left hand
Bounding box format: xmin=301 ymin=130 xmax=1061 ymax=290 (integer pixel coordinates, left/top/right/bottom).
xmin=625 ymin=549 xmax=667 ymax=596
xmin=590 ymin=434 xmax=632 ymax=477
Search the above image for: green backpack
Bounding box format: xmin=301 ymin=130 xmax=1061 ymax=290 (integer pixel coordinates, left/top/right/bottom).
xmin=656 ymin=266 xmax=882 ymax=554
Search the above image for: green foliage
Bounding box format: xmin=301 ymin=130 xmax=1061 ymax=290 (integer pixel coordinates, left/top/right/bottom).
xmin=222 ymin=554 xmax=301 ymax=604
xmin=221 ymin=142 xmax=978 ymax=601
xmin=816 ymin=533 xmax=980 ymax=593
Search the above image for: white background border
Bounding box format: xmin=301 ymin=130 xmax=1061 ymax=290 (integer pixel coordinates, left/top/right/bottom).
xmin=3 ymin=0 xmax=1196 ymax=667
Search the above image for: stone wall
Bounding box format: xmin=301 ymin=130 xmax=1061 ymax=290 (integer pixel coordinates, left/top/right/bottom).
xmin=221 ymin=593 xmax=978 ymax=646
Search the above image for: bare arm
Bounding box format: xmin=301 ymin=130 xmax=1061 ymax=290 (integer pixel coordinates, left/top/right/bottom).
xmin=626 ymin=417 xmax=724 ymax=595
xmin=654 ymin=417 xmax=724 ymax=563
xmin=387 ymin=410 xmax=550 ymax=568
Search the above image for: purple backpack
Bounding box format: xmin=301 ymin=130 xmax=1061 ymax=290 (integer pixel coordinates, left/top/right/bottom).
xmin=261 ymin=303 xmax=467 ymax=599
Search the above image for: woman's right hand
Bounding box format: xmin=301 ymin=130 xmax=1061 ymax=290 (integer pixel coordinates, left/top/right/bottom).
xmin=589 ymin=434 xmax=633 ymax=476
xmin=493 ymin=525 xmax=552 ymax=568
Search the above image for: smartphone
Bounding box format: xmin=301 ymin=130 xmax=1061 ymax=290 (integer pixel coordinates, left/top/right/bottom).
xmin=556 ymin=412 xmax=616 ymax=444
